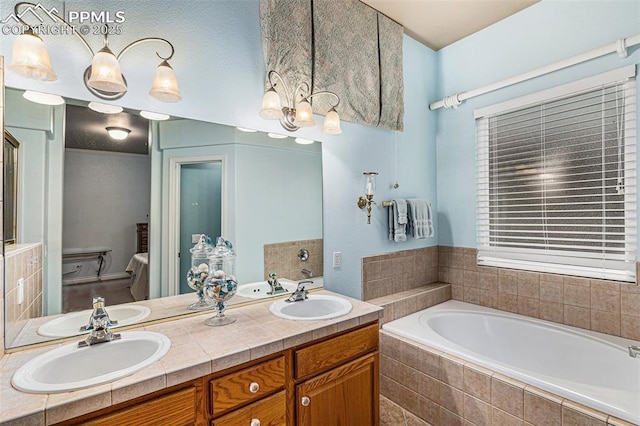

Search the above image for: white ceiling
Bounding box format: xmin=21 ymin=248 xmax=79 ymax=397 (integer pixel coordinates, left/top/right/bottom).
xmin=361 ymin=0 xmax=540 ymax=50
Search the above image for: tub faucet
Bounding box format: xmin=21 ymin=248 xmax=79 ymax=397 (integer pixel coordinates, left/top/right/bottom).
xmin=78 ymin=296 xmax=121 ymax=347
xmin=267 ymin=272 xmax=286 ymax=295
xmin=301 ymin=268 xmax=313 ymax=278
xmin=629 ymin=345 xmax=640 ymax=358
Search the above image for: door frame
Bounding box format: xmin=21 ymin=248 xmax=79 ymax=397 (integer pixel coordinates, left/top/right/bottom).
xmin=167 ymin=155 xmax=226 ymax=296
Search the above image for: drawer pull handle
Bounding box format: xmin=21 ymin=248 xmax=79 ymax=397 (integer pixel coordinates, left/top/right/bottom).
xmin=250 ymin=419 xmax=261 ymax=426
xmin=301 ymin=396 xmax=311 ymax=406
xmin=249 ymin=382 xmax=260 ymax=393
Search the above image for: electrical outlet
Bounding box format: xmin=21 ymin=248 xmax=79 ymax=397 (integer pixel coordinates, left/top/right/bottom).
xmin=192 ymin=234 xmax=201 ymax=244
xmin=17 ymin=278 xmax=24 ymax=305
xmin=332 ymin=251 xmax=342 ymax=269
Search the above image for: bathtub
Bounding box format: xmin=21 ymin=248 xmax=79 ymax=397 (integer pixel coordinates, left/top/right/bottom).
xmin=382 ymin=300 xmax=640 ymax=424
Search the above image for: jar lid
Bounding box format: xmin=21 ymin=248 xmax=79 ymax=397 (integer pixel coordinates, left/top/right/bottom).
xmin=210 ymin=236 xmax=236 ymax=259
xmin=190 ymin=234 xmax=213 ymax=257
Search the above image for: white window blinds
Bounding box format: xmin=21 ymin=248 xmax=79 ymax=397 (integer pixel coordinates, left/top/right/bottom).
xmin=476 ymin=66 xmax=637 ymax=282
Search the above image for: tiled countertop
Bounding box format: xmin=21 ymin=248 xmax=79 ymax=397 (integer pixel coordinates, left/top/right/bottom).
xmin=0 ymin=290 xmax=382 ymax=425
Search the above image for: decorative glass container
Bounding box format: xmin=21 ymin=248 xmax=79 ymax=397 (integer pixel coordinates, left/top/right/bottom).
xmin=186 ymin=234 xmax=215 ymax=310
xmin=203 ymin=237 xmax=238 ymax=326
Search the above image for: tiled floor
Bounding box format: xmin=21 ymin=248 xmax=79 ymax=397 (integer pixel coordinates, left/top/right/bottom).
xmin=381 ymin=395 xmax=431 ymax=426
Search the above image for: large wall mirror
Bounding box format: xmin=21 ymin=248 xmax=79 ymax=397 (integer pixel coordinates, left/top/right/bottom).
xmin=4 ymin=87 xmax=324 ymax=350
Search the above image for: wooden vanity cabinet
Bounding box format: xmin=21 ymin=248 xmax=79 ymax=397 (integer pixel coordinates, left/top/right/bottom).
xmin=54 ymin=379 xmax=207 ymax=426
xmin=292 ymin=323 xmax=379 ymax=426
xmin=56 ymin=322 xmax=378 ymax=426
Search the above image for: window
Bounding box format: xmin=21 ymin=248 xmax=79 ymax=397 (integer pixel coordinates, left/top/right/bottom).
xmin=475 ymin=66 xmax=637 ymax=282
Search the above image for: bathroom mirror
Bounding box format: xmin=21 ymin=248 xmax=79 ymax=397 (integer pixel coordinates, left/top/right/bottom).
xmin=3 ymin=87 xmax=323 ymax=350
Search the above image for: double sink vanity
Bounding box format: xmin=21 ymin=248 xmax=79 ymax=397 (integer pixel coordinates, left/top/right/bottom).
xmin=1 ymin=285 xmax=382 ymax=425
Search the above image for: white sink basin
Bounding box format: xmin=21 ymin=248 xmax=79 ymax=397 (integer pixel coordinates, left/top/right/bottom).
xmin=12 ymin=331 xmax=171 ymax=394
xmin=237 ymin=279 xmax=298 ymax=299
xmin=37 ymin=305 xmax=151 ymax=337
xmin=269 ymin=294 xmax=352 ymax=321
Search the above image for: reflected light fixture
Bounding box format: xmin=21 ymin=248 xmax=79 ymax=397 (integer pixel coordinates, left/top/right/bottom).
xmin=267 ymin=133 xmax=288 ymax=139
xmin=140 ymin=111 xmax=171 ymax=121
xmin=88 ymin=102 xmax=123 ymax=114
xmin=22 ymin=90 xmax=64 ymax=105
xmin=8 ymin=2 xmax=182 ymax=103
xmin=259 ymin=70 xmax=342 ymax=135
xmin=357 ymin=172 xmax=378 ymax=224
xmin=295 ymin=137 xmax=315 ymax=145
xmin=236 ymin=127 xmax=258 ymax=133
xmin=106 ymin=127 xmax=131 ymax=140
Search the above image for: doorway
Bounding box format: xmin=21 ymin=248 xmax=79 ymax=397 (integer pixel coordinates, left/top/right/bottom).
xmin=179 ymin=162 xmax=223 ymax=294
xmin=168 ymin=155 xmax=225 ymax=296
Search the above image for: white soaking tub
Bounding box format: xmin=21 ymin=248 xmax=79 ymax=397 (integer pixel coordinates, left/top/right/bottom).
xmin=382 ymin=300 xmax=640 ymax=424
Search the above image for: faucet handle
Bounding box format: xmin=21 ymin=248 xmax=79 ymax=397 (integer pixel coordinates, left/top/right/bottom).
xmin=268 ymin=272 xmax=277 ymax=279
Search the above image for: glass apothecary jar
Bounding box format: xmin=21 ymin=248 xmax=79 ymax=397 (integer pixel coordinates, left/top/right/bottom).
xmin=203 ymin=237 xmax=238 ymax=326
xmin=186 ymin=234 xmax=215 ymax=310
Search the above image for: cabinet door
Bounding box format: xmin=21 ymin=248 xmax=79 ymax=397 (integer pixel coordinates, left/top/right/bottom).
xmin=82 ymin=386 xmax=197 ymax=426
xmin=296 ymin=354 xmax=378 ymax=426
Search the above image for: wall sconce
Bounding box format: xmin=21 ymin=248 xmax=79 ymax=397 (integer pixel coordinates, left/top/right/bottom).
xmin=357 ymin=172 xmax=378 ymax=224
xmin=259 ymin=70 xmax=342 ymax=135
xmin=106 ymin=127 xmax=131 ymax=140
xmin=8 ymin=2 xmax=182 ymax=103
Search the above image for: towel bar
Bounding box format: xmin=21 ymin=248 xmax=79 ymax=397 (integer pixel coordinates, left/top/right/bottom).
xmin=381 ymin=201 xmax=394 ymax=207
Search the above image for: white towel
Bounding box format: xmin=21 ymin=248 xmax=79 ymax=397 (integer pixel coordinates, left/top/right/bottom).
xmin=406 ymin=199 xmax=434 ymax=239
xmin=388 ymin=200 xmax=407 ymax=242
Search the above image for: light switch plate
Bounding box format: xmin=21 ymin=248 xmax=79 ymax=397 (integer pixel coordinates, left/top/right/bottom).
xmin=17 ymin=278 xmax=24 ymax=305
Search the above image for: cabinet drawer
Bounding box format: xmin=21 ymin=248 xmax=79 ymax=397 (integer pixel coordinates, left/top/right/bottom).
xmin=83 ymin=386 xmax=196 ymax=426
xmin=213 ymin=390 xmax=286 ymax=426
xmin=211 ymin=356 xmax=286 ymax=416
xmin=295 ymin=323 xmax=378 ymax=379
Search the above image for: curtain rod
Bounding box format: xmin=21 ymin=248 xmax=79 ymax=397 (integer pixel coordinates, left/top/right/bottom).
xmin=429 ymin=33 xmax=640 ymax=111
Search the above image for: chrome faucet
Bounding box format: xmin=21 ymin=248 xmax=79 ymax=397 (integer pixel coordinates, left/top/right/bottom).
xmin=267 ymin=272 xmax=286 ymax=295
xmin=78 ymin=296 xmax=121 ymax=347
xmin=301 ymin=268 xmax=313 ymax=278
xmin=629 ymin=345 xmax=640 ymax=358
xmin=285 ymin=282 xmax=310 ymax=303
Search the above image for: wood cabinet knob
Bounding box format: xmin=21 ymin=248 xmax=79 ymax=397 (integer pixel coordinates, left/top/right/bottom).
xmin=249 ymin=382 xmax=260 ymax=393
xmin=250 ymin=419 xmax=261 ymax=426
xmin=301 ymin=396 xmax=311 ymax=406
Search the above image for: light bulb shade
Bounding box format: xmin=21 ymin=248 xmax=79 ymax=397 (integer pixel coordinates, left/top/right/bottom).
xmin=293 ymin=99 xmax=315 ymax=127
xmin=322 ymin=108 xmax=342 ymax=135
xmin=364 ymin=172 xmax=378 ymax=197
xmin=88 ymin=47 xmax=128 ymax=94
xmin=149 ymin=61 xmax=182 ymax=103
xmin=106 ymin=127 xmax=130 ymax=140
xmin=259 ymin=88 xmax=284 ymax=119
xmin=9 ymin=32 xmax=56 ymax=81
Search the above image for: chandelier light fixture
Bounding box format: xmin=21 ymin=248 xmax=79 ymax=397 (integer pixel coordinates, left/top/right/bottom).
xmin=8 ymin=2 xmax=182 ymax=103
xmin=259 ymin=70 xmax=342 ymax=135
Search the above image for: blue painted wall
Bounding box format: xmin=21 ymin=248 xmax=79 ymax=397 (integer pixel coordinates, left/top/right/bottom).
xmin=1 ymin=0 xmax=439 ymax=299
xmin=435 ymin=0 xmax=640 ymax=250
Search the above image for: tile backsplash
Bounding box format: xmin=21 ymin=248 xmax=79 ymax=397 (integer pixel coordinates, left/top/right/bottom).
xmin=4 ymin=243 xmax=44 ymax=347
xmin=362 ymin=246 xmax=439 ymax=300
xmin=263 ymin=239 xmax=323 ymax=281
xmin=438 ymin=246 xmax=640 ymax=341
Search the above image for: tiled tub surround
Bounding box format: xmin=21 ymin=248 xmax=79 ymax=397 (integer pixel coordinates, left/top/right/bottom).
xmin=379 ymin=330 xmax=636 ymax=426
xmin=362 ymin=246 xmax=439 ymax=301
xmin=383 ymin=301 xmax=639 ymax=424
xmin=0 ymin=289 xmax=382 ymax=425
xmin=263 ymin=238 xmax=323 ymax=281
xmin=438 ymin=246 xmax=640 ymax=341
xmin=4 ymin=243 xmax=44 ymax=347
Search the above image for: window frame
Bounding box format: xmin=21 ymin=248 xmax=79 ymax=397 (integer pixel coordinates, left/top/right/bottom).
xmin=475 ymin=66 xmax=637 ymax=282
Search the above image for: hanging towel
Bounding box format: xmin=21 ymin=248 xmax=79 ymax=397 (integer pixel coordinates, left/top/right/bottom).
xmin=388 ymin=199 xmax=407 ymax=242
xmin=406 ymin=199 xmax=434 ymax=239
